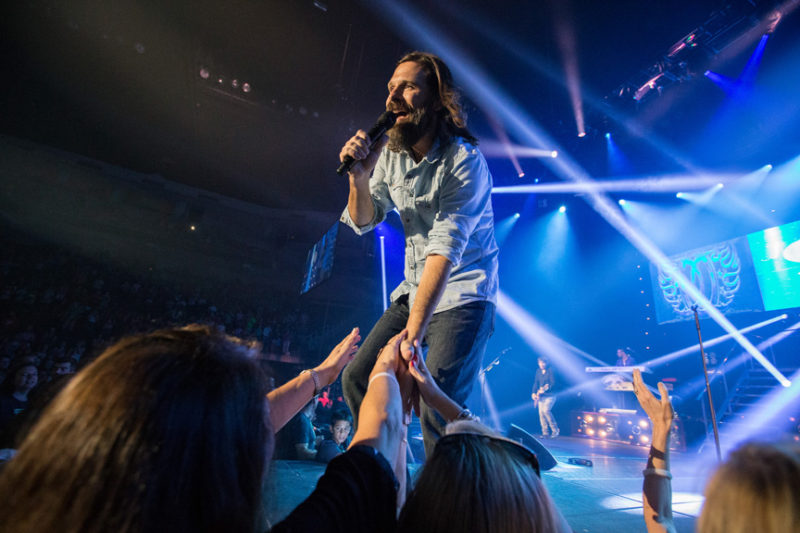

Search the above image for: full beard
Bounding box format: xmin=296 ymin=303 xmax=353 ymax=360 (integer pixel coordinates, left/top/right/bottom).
xmin=387 ymin=105 xmax=434 ymax=153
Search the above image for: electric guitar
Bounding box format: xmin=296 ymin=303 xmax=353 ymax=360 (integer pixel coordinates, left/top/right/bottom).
xmin=531 ymin=383 xmax=550 ymax=408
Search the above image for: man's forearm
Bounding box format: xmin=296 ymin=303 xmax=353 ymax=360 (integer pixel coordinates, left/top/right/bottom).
xmin=347 ymin=178 xmax=375 ymax=227
xmin=406 ymin=254 xmax=453 ymax=342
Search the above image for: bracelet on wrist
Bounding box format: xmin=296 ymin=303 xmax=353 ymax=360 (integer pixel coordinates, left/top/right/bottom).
xmin=642 ymin=467 xmax=672 ymax=479
xmin=455 ymin=408 xmax=477 ymax=421
xmin=301 ymin=369 xmax=321 ymax=397
xmin=368 ymin=371 xmax=398 ymax=388
xmin=649 ymin=446 xmax=667 ymax=460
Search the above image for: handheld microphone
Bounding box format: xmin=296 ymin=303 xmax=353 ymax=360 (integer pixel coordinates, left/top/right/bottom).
xmin=336 ymin=110 xmax=397 ymax=176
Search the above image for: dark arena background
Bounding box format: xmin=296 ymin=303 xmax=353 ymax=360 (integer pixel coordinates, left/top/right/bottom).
xmin=2 ymin=1 xmax=800 ymax=531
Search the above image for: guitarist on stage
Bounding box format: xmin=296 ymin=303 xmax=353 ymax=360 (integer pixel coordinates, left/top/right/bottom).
xmin=531 ymin=356 xmax=559 ymax=438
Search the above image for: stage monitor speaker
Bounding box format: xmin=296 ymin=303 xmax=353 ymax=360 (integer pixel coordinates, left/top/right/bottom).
xmin=507 ymin=424 xmax=558 ymax=471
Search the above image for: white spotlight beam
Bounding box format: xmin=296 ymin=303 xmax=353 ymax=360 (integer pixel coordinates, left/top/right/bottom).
xmin=648 ymin=314 xmax=788 ymax=368
xmin=674 ymin=320 xmax=800 ymax=400
xmin=369 ymin=0 xmax=790 ymax=387
xmin=480 ymin=139 xmax=557 ymax=159
xmin=497 ymin=291 xmax=614 ymax=406
xmin=572 ymin=176 xmax=791 ymax=387
xmin=493 ymin=174 xmax=736 ymax=194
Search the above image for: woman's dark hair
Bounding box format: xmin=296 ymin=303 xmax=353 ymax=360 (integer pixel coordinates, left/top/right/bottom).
xmin=397 ymin=51 xmax=478 ymax=145
xmin=0 ymin=325 xmax=272 ymax=533
xmin=398 ymin=421 xmax=566 ymax=533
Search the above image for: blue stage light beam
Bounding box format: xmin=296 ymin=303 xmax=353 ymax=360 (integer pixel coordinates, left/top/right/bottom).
xmin=677 ymin=183 xmax=725 ymax=205
xmin=486 ymin=114 xmax=525 ymax=177
xmin=494 ymin=213 xmax=521 ymax=247
xmin=739 ymin=34 xmax=770 ymax=88
xmin=704 ymin=70 xmax=738 ymax=95
xmin=492 ymin=174 xmax=736 ymax=194
xmin=725 ymin=366 xmax=800 ymax=448
xmin=728 ymin=163 xmax=773 ymax=194
xmin=497 ymin=290 xmax=615 ymax=407
xmin=537 ymin=209 xmax=573 ymax=271
xmin=647 ymin=314 xmax=789 ymax=369
xmin=673 ymin=318 xmax=799 ymax=402
xmin=480 ymin=140 xmax=560 ymax=159
xmin=619 ymin=199 xmax=702 ymax=250
xmin=436 ymin=1 xmax=704 ymax=174
xmin=606 ymin=133 xmax=632 ymax=175
xmin=368 ymin=0 xmax=789 ymax=387
xmin=542 ymin=157 xmax=790 ymax=387
xmin=478 ymin=372 xmax=503 ymax=431
xmin=550 ymin=0 xmax=585 ymax=137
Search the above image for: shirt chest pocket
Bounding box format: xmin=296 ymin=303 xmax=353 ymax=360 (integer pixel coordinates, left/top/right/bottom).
xmin=414 ymin=191 xmax=439 ymax=225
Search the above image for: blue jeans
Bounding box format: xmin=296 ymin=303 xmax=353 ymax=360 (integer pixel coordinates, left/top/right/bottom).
xmin=538 ymin=395 xmax=559 ymax=436
xmin=342 ymin=296 xmax=495 ymax=459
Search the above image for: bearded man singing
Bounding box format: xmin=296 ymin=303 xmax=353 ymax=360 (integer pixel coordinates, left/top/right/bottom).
xmin=338 ymin=51 xmax=498 ymax=458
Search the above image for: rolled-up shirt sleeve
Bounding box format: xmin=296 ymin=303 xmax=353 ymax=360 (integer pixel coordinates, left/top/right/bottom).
xmin=424 ymin=147 xmax=491 ymax=267
xmin=339 ymin=153 xmax=395 ymax=235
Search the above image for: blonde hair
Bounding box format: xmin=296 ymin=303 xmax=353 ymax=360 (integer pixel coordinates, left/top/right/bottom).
xmin=698 ymin=442 xmax=800 ymax=533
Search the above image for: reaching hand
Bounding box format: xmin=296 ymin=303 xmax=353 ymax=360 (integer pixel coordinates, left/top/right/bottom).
xmin=370 ymin=331 xmax=417 ymax=421
xmin=632 ymin=369 xmax=674 ymax=433
xmin=406 ymin=342 xmax=441 ymax=408
xmin=399 ymin=338 xmax=418 ymax=364
xmin=316 ymin=327 xmax=361 ymax=386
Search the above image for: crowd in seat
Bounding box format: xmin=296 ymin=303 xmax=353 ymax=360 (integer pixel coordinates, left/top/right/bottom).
xmin=0 ymin=233 xmax=329 ymax=449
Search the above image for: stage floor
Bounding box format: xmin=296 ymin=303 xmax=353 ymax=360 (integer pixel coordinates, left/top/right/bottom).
xmin=265 ymin=436 xmax=713 ymax=532
xmin=536 ymin=436 xmax=706 ymax=532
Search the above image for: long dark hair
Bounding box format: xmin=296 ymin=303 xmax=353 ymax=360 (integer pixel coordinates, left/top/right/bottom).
xmin=397 ymin=51 xmax=478 ymax=145
xmin=0 ymin=325 xmax=272 ymax=533
xmin=398 ymin=421 xmax=566 ymax=533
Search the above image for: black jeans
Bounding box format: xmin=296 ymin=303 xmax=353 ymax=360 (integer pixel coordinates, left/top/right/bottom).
xmin=342 ymin=296 xmax=495 ymax=459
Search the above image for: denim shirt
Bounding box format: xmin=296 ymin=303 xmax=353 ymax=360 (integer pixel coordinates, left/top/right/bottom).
xmin=340 ymin=137 xmax=498 ymax=313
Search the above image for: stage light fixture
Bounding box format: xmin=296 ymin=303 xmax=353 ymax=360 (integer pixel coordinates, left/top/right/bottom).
xmin=558 ymin=205 xmax=566 ymax=213
xmin=518 ymin=172 xmax=525 ymax=178
xmin=199 ymin=67 xmax=210 ymax=79
xmin=605 ymin=132 xmax=611 ymax=139
xmin=242 ymin=83 xmax=251 ymax=93
xmin=577 ymin=131 xmax=586 ymax=138
xmin=598 ymin=416 xmax=607 ymax=424
xmin=551 ymin=151 xmax=558 ymax=158
xmin=618 ymin=199 xmax=626 ymax=206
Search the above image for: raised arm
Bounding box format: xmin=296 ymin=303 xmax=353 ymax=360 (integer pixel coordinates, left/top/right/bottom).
xmin=349 ymin=330 xmax=415 ymax=510
xmin=633 ymin=369 xmax=676 ymax=533
xmin=267 ymin=328 xmax=360 ymax=431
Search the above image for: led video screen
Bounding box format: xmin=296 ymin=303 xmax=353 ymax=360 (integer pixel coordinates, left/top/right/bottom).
xmin=650 ymin=219 xmax=800 ymax=323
